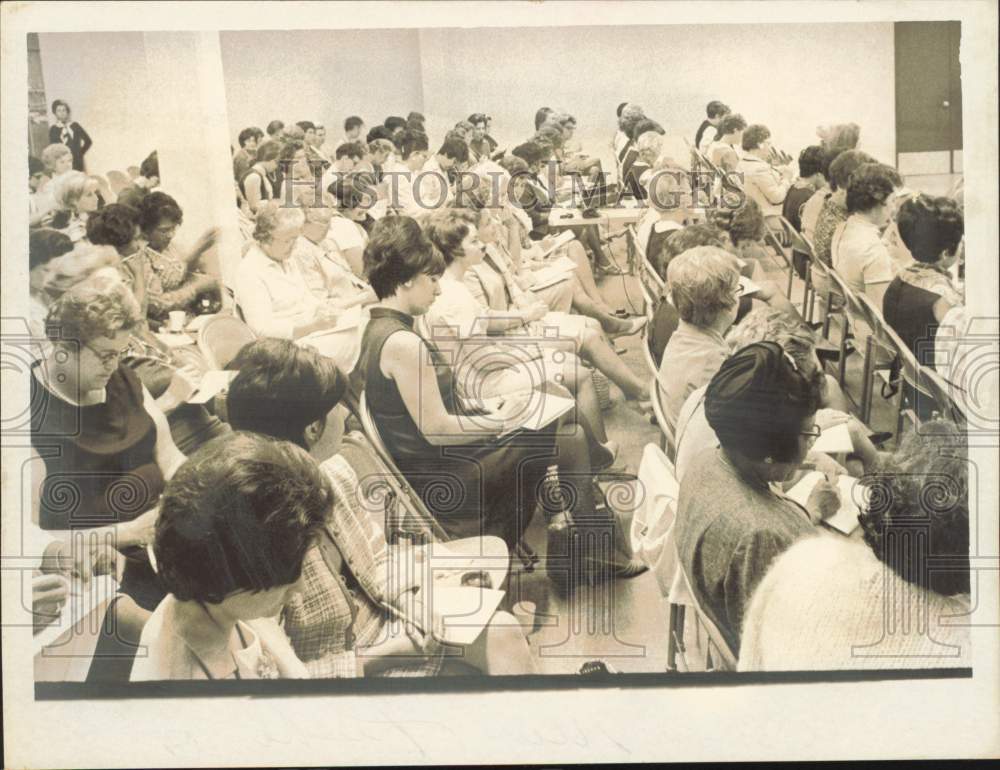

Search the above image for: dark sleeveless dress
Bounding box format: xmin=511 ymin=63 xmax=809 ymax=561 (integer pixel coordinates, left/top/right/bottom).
xmin=354 ymin=307 xmax=557 ymax=546
xmin=31 ymin=363 xmax=165 ymax=531
xmin=882 ymin=277 xmax=941 ymax=367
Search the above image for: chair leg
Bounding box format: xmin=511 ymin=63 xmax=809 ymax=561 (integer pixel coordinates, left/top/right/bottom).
xmin=860 ymin=336 xmax=876 ymax=424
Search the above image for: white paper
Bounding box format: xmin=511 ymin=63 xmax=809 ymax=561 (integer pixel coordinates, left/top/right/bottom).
xmin=431 ymin=587 xmax=506 ymax=645
xmin=530 ymin=257 xmax=578 ymax=290
xmin=187 ymin=369 xmax=238 ymax=404
xmin=481 ymin=392 xmax=575 ymax=437
xmin=785 ymin=471 xmax=863 ymax=535
xmin=153 ymin=331 xmax=196 ymax=348
xmin=739 ymin=275 xmax=762 ymax=297
xmin=536 ymin=231 xmax=577 ymax=260
xmin=811 ymin=422 xmax=854 ymax=454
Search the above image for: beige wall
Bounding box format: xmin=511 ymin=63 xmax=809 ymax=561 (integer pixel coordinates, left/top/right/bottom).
xmin=419 ymin=22 xmax=897 ymax=172
xmin=37 ymin=32 xmax=154 ymax=177
xmin=219 ymin=29 xmax=425 ymax=148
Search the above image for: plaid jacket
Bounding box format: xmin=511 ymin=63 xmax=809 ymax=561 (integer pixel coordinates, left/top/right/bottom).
xmin=282 ymin=450 xmax=443 ymax=678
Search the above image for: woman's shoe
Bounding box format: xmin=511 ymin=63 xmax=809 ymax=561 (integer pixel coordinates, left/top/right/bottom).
xmin=609 ymin=316 xmax=647 ymax=340
xmin=595 ymin=258 xmax=626 ymax=276
xmin=591 ymin=440 xmax=620 ymax=472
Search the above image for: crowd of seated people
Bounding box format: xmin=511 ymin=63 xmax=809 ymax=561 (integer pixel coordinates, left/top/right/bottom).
xmin=25 ymin=96 xmax=970 ymax=683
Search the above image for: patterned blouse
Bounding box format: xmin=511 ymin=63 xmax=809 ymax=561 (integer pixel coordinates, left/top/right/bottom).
xmin=139 ymin=242 xmax=203 ymax=320
xmin=281 ymin=452 xmax=444 ymax=679
xmin=813 ymin=193 xmax=849 ymax=267
xmin=898 ymin=262 xmax=964 ymax=307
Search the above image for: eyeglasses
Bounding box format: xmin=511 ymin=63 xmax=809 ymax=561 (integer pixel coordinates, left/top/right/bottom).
xmin=800 ymin=425 xmax=822 ymax=444
xmin=85 ymin=342 xmax=129 ymax=367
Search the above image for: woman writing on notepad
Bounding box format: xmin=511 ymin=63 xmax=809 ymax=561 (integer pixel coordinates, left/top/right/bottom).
xmin=354 ymin=216 xmax=644 ymax=578
xmin=225 ymin=339 xmax=537 ymax=677
xmin=740 ymin=419 xmax=971 ymax=671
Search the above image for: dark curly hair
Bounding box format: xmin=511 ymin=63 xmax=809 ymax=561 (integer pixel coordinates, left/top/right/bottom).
xmin=846 ymin=162 xmax=899 ymax=214
xmin=859 ymin=420 xmax=969 ymax=596
xmin=86 ymin=203 xmax=139 ymax=252
xmin=655 ymin=222 xmax=729 ymax=278
xmin=897 ymin=194 xmax=964 ymax=264
xmin=136 ymin=190 xmax=183 ymax=235
xmin=154 ymin=431 xmax=330 ymax=604
xmin=798 ymin=145 xmax=825 ymax=178
xmin=718 ymin=113 xmax=747 ymax=136
xmin=741 ymin=124 xmax=771 ymax=152
xmin=29 ymin=228 xmax=73 ymax=272
xmin=727 ymin=198 xmax=766 ymax=244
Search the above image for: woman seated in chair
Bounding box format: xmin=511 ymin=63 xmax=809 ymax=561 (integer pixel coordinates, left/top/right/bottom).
xmin=135 ymin=191 xmax=221 ymax=326
xmin=497 ymin=155 xmax=613 ymax=308
xmin=739 ymin=419 xmax=970 ymax=671
xmin=353 ymin=216 xmax=643 ymax=577
xmin=831 ymin=162 xmax=901 ymax=305
xmin=30 ymin=275 xmax=187 ymax=623
xmin=674 ymin=307 xmax=866 ymax=485
xmin=87 ymin=204 xmax=229 ymax=454
xmin=425 ymin=208 xmax=650 ymax=409
xmin=675 ymin=341 xmax=840 ymax=655
xmin=621 ymin=120 xmax=665 ymax=200
xmin=132 ymin=432 xmax=326 ymax=681
xmin=235 ymin=202 xmax=363 ymax=372
xmin=882 ymin=194 xmax=964 ymax=366
xmin=812 ymin=149 xmax=876 ymax=268
xmin=225 ymin=338 xmax=538 ymax=677
xmin=707 ymin=113 xmax=747 ymax=174
xmin=49 ymin=170 xmax=102 ymax=243
xmin=327 ymin=176 xmax=377 ymax=278
xmin=239 ymin=139 xmax=281 ymax=215
xmin=637 ymin=166 xmax=695 ymax=277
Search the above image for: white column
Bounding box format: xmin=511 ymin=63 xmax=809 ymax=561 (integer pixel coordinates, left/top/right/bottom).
xmin=142 ymin=31 xmax=241 ymax=296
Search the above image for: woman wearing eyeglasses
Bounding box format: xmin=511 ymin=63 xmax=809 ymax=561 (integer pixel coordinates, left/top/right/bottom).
xmin=675 ymin=341 xmax=841 ymax=655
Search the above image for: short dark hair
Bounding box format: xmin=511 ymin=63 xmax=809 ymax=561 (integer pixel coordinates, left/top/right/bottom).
xmin=278 ymin=139 xmax=306 ymax=163
xmin=534 ymin=107 xmax=553 ymax=131
xmin=705 ymin=341 xmax=823 ymax=463
xmin=511 ymin=141 xmax=547 ymax=167
xmin=335 ymin=141 xmax=365 ymax=161
xmin=344 ymin=115 xmax=364 ymax=133
xmin=139 ymin=150 xmax=159 ymax=180
xmin=859 ymin=419 xmax=969 ymax=596
xmin=398 ymin=129 xmax=429 ymax=160
xmin=438 ymin=137 xmax=469 ymax=163
xmin=137 ymin=190 xmax=183 ymax=234
xmin=616 ymin=102 xmax=628 ymax=117
xmin=29 ymin=228 xmax=73 ymax=272
xmin=628 ymin=118 xmax=664 ymax=142
xmin=728 ymin=198 xmax=766 ymax=244
xmin=51 ymin=99 xmax=70 ymax=114
xmin=255 ymin=139 xmax=282 ymax=163
xmin=85 ymin=204 xmax=139 ymax=251
xmin=897 ymin=194 xmax=964 ymax=264
xmin=384 ymin=116 xmax=406 ymax=132
xmin=718 ymin=113 xmax=747 ymax=136
xmin=366 ymin=125 xmax=394 ymax=145
xmin=467 ymin=113 xmax=488 ymax=128
xmin=741 ymin=124 xmax=771 ymax=152
xmin=238 ymin=127 xmax=262 ymax=148
xmin=30 ymin=155 xmax=46 ymax=176
xmin=706 ymin=101 xmax=730 ymax=119
xmin=296 ymin=120 xmax=316 ymax=133
xmin=846 ymin=163 xmax=898 ymax=214
xmin=329 ymin=175 xmax=376 ymax=210
xmin=407 ymin=111 xmax=425 ymax=125
xmin=266 ymin=120 xmax=285 ymax=136
xmin=798 ymin=145 xmax=825 ymax=178
xmin=655 ymin=222 xmax=729 ymax=277
xmin=364 ymin=216 xmax=445 ymax=300
xmin=227 ymin=339 xmax=347 ymax=448
xmin=154 ymin=432 xmax=330 ymax=604
xmin=828 ymin=149 xmax=875 ymax=192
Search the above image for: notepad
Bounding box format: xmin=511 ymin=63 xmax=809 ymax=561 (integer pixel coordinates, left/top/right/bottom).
xmin=188 ymin=369 xmax=238 ymax=404
xmin=431 ymin=586 xmax=506 ymax=645
xmin=33 ymin=574 xmax=118 ymax=656
xmin=530 ymin=257 xmax=578 ymax=290
xmin=481 ymin=391 xmax=575 ymax=437
xmin=739 ymin=276 xmax=762 ymax=297
xmin=786 ymin=471 xmax=864 ymax=535
xmin=536 ymin=231 xmax=577 ymax=260
xmin=811 ymin=422 xmax=854 ymax=454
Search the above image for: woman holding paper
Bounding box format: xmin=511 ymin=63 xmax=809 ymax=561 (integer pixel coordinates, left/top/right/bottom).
xmin=424 ymin=209 xmax=650 ymax=405
xmin=355 ymin=216 xmax=644 ymax=579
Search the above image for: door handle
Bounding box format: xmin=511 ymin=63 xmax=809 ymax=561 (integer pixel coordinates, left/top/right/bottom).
xmin=942 ymin=100 xmax=951 ymax=108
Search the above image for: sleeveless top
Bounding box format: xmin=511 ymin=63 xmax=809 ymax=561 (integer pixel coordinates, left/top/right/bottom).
xmin=882 ymin=277 xmax=941 ymax=366
xmin=30 ymin=362 xmax=164 ymax=530
xmin=239 ymin=165 xmax=273 ymax=202
xmin=354 ymin=307 xmax=460 ymax=462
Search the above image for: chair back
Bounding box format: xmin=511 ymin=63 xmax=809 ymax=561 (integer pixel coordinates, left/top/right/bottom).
xmin=650 ymin=375 xmax=676 ymax=461
xmin=679 ymin=562 xmax=739 ymax=671
xmin=197 ymin=313 xmax=256 ymax=370
xmin=355 ymin=392 xmax=448 ymax=542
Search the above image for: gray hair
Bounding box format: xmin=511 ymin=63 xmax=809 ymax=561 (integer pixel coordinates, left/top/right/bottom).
xmin=666 ymin=245 xmax=740 ymax=327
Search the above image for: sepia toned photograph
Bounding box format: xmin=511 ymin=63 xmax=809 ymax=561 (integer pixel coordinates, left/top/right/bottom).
xmin=2 ymin=1 xmax=998 ymax=766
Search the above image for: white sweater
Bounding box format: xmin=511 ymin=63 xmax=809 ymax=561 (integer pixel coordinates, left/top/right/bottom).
xmin=739 ymin=534 xmax=971 ymax=671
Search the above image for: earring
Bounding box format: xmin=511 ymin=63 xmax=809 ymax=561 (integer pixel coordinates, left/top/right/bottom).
xmin=763 ymin=457 xmax=774 ymax=465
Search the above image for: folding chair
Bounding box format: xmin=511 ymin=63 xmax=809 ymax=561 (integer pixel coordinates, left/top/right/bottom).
xmin=682 ymin=567 xmax=739 ymax=671
xmin=649 ymin=376 xmax=676 ymax=461
xmin=353 ymin=393 xmax=451 ymax=542
xmin=197 ymin=313 xmax=256 ymax=370
xmin=761 ymin=216 xmax=797 ymax=300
